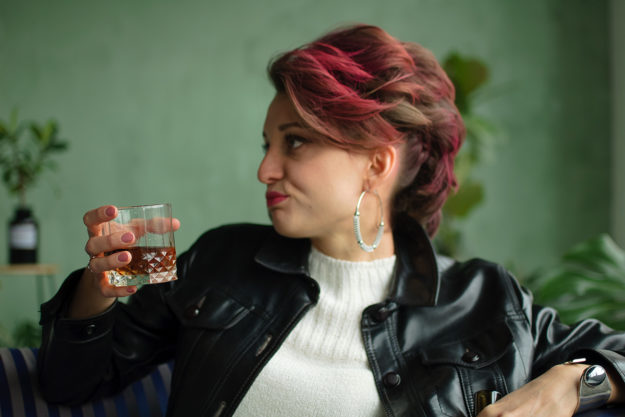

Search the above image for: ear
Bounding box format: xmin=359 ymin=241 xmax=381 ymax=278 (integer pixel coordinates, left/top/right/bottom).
xmin=365 ymin=145 xmax=399 ymax=189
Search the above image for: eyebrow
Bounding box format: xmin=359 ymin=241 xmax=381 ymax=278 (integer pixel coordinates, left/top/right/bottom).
xmin=278 ymin=122 xmax=303 ymax=131
xmin=262 ymin=122 xmax=306 ymax=139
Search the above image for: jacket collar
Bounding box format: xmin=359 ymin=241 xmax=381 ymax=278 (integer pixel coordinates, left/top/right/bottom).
xmin=254 ymin=213 xmax=440 ymax=306
xmin=390 ymin=213 xmax=440 ymax=306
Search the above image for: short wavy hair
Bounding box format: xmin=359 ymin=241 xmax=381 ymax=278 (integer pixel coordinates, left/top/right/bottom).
xmin=268 ymin=24 xmax=465 ymax=237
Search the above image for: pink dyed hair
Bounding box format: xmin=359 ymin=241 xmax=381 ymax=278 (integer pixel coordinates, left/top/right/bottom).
xmin=268 ymin=24 xmax=465 ymax=237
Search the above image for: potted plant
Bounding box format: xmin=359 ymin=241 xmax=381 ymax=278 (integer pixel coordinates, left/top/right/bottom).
xmin=434 ymin=52 xmax=499 ymax=257
xmin=0 ymin=109 xmax=69 ymax=264
xmin=524 ymin=234 xmax=625 ymax=330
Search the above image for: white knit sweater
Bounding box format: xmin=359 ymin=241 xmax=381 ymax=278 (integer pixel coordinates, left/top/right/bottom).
xmin=234 ymin=247 xmax=396 ymax=417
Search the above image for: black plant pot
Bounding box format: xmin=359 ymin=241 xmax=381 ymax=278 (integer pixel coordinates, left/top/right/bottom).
xmin=8 ymin=206 xmax=38 ymax=264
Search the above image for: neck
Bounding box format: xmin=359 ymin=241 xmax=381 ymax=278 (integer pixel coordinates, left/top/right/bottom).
xmin=310 ymin=228 xmax=395 ymax=262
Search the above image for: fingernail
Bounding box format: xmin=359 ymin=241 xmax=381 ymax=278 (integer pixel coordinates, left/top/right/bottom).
xmin=105 ymin=207 xmax=115 ymax=217
xmin=121 ymin=232 xmax=134 ymax=243
xmin=118 ymin=252 xmax=130 ymax=262
xmin=126 ymin=287 xmax=136 ymax=294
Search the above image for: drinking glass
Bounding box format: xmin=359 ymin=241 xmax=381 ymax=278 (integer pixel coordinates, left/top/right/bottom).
xmin=103 ymin=203 xmax=178 ymax=287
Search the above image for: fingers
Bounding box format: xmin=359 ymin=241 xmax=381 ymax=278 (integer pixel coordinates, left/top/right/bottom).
xmin=84 ymin=230 xmax=136 ymax=257
xmin=126 ymin=217 xmax=181 ymax=235
xmin=83 ymin=205 xmax=118 ymax=237
xmin=87 ymin=249 xmax=132 ymax=274
xmin=87 ymin=269 xmax=137 ymax=298
xmin=149 ymin=217 xmax=181 ymax=233
xmin=97 ymin=272 xmax=138 ymax=297
xmin=85 ymin=253 xmax=138 ymax=297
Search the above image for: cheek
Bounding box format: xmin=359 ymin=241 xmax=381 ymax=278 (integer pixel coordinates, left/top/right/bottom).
xmin=285 ymin=152 xmax=365 ymax=206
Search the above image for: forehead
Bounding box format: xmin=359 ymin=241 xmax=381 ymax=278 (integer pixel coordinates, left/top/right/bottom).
xmin=263 ymin=94 xmax=303 ymax=131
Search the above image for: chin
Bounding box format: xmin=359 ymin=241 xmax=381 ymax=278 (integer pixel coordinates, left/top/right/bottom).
xmin=268 ymin=212 xmax=309 ymax=239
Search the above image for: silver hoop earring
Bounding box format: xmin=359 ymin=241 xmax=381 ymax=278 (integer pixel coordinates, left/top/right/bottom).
xmin=353 ymin=190 xmax=385 ymax=252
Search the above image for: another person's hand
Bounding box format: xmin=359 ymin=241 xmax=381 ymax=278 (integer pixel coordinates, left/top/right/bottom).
xmin=68 ymin=205 xmax=181 ymax=318
xmin=477 ymin=363 xmax=584 ymax=417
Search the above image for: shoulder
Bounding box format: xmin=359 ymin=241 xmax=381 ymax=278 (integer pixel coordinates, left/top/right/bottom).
xmin=167 ymin=223 xmax=279 ymax=295
xmin=174 ymin=223 xmax=275 ymax=273
xmin=186 ymin=223 xmax=275 ymax=258
xmin=195 ymin=223 xmax=275 ymax=245
xmin=438 ymin=256 xmax=528 ymax=314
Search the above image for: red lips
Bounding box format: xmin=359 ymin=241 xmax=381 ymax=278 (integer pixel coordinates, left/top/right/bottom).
xmin=265 ymin=191 xmax=288 ymax=207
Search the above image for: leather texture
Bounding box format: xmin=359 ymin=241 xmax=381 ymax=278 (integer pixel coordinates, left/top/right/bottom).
xmin=37 ymin=215 xmax=625 ymax=417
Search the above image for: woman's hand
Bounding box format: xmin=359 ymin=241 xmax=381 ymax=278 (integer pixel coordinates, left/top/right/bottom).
xmin=68 ymin=205 xmax=180 ymax=318
xmin=477 ymin=363 xmax=585 ymax=417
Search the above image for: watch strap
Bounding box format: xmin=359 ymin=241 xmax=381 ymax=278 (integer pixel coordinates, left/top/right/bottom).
xmin=577 ymin=364 xmax=611 ymax=413
xmin=567 ymin=360 xmax=612 ymax=414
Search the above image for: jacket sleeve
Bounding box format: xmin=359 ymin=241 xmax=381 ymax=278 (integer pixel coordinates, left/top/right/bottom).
xmin=37 ymin=249 xmax=190 ymax=405
xmin=510 ymin=274 xmax=625 ymax=386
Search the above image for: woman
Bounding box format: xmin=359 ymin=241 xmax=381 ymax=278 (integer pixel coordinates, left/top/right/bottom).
xmin=38 ymin=24 xmax=625 ymax=417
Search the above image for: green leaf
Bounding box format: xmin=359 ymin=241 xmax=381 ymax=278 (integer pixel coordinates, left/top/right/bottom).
xmin=30 ymin=123 xmax=44 ymax=140
xmin=49 ymin=141 xmax=68 ymax=151
xmin=0 ymin=111 xmax=69 ymax=200
xmin=443 ymin=181 xmax=484 ymax=218
xmin=443 ymin=52 xmax=490 ymax=114
xmin=452 ymin=151 xmax=474 ymax=185
xmin=525 ymin=234 xmax=625 ymax=330
xmin=11 ymin=320 xmax=41 ymax=347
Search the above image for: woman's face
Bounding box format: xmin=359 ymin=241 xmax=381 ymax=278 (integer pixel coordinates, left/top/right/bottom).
xmin=258 ymin=94 xmax=371 ymax=241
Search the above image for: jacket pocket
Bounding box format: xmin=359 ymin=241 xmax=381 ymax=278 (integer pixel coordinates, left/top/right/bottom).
xmin=165 ymin=286 xmax=254 ymax=414
xmin=167 ymin=286 xmax=251 ymax=329
xmin=418 ymin=323 xmax=513 ymax=417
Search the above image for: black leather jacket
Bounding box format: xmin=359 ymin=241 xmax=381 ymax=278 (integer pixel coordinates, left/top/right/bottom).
xmin=38 ymin=216 xmax=625 ymax=417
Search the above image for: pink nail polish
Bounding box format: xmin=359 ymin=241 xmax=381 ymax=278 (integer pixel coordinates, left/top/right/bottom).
xmin=121 ymin=232 xmax=133 ymax=243
xmin=118 ymin=252 xmax=129 ymax=262
xmin=126 ymin=287 xmax=136 ymax=294
xmin=105 ymin=207 xmax=115 ymax=217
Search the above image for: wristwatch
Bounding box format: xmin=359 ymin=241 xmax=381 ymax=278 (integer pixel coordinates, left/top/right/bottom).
xmin=566 ymin=358 xmax=612 ymax=413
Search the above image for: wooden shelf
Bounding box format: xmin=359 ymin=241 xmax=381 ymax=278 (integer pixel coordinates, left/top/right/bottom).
xmin=0 ymin=264 xmax=59 ymax=276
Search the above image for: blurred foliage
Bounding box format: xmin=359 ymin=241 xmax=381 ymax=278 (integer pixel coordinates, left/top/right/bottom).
xmin=0 ymin=319 xmax=41 ymax=347
xmin=435 ymin=52 xmax=499 ymax=257
xmin=0 ymin=109 xmax=67 ymax=348
xmin=438 ymin=54 xmax=625 ymax=330
xmin=0 ymin=109 xmax=69 ymax=206
xmin=524 ymin=235 xmax=625 ymax=330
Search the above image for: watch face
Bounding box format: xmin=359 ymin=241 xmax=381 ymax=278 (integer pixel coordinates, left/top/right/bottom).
xmin=584 ymin=365 xmax=607 ymax=387
xmin=577 ymin=364 xmax=612 ymax=413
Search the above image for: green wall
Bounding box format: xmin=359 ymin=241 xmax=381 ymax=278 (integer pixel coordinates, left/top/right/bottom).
xmin=612 ymin=0 xmax=625 ymax=248
xmin=0 ymin=1 xmax=612 ymax=331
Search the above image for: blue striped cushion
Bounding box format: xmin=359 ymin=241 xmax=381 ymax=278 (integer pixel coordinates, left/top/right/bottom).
xmin=3 ymin=348 xmax=624 ymax=416
xmin=0 ymin=347 xmax=172 ymax=417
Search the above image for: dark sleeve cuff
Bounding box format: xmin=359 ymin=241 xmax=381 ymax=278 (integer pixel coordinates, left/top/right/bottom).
xmin=39 ymin=268 xmax=118 ymax=342
xmin=570 ymin=349 xmax=625 ymax=388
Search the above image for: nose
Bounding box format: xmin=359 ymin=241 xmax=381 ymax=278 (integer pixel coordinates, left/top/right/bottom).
xmin=257 ymin=146 xmax=284 ymax=185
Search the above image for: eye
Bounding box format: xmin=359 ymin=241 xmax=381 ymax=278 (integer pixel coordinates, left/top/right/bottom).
xmin=285 ymin=134 xmax=308 ymax=150
xmin=261 ymin=142 xmax=269 ymax=154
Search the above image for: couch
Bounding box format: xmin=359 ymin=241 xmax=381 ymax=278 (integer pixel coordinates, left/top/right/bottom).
xmin=1 ymin=347 xmax=624 ymax=416
xmin=1 ymin=347 xmax=172 ymax=416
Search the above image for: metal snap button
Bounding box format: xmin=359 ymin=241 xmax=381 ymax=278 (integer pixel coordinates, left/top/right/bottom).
xmin=185 ymin=306 xmax=201 ymax=319
xmin=462 ymin=349 xmax=480 ymax=363
xmin=373 ymin=306 xmax=390 ymax=322
xmin=383 ymin=372 xmax=401 ymax=388
xmin=83 ymin=324 xmax=96 ymax=336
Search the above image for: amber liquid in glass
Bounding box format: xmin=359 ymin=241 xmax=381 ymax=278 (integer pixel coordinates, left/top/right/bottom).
xmin=106 ymin=246 xmax=177 ymax=286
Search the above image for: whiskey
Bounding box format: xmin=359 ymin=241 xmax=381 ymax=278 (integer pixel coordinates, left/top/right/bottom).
xmin=106 ymin=246 xmax=177 ymax=286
